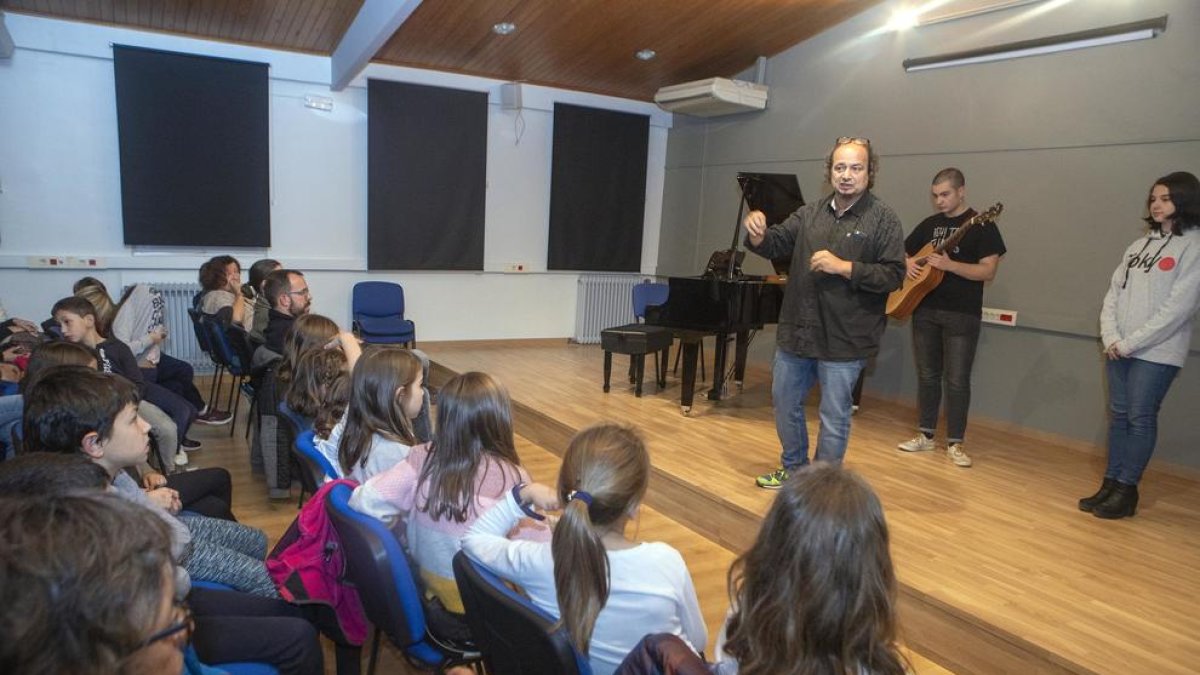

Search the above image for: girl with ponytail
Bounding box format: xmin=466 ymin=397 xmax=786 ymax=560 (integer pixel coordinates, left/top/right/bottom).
xmin=462 ymin=423 xmax=706 ymax=675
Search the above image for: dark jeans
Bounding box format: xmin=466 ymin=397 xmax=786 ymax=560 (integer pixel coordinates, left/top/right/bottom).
xmin=189 ymin=587 xmax=324 ymax=675
xmin=912 ymin=307 xmax=981 ymax=443
xmin=144 ymin=353 xmax=206 ymax=412
xmin=1105 ymin=357 xmax=1179 ymax=486
xmin=168 ymin=467 xmax=235 ymax=521
xmin=143 ymin=380 xmax=198 ymax=443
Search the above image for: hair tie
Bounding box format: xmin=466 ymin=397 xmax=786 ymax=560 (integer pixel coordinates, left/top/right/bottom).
xmin=567 ymin=490 xmax=593 ymax=507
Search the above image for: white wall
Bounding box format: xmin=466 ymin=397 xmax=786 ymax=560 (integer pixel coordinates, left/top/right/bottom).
xmin=0 ymin=13 xmax=671 ymax=339
xmin=661 ymin=0 xmax=1200 ymax=468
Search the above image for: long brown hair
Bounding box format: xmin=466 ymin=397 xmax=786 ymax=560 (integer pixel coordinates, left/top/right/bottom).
xmin=723 ymin=464 xmax=906 ymax=675
xmin=276 ymin=313 xmax=340 ymax=390
xmin=416 ymin=372 xmax=522 ymax=523
xmin=285 ymin=347 xmax=349 ymax=439
xmin=551 ymin=423 xmax=649 ymax=654
xmin=337 ymin=346 xmax=421 ymax=474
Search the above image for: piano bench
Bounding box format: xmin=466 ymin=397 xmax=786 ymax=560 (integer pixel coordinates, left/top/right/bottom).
xmin=600 ymin=324 xmax=673 ymax=397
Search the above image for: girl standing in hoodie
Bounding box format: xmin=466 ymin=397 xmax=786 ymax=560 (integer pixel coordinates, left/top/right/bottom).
xmin=1081 ymin=171 xmax=1200 ymax=519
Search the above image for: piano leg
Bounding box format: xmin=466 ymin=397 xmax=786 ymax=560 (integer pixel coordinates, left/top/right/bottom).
xmin=733 ymin=329 xmax=750 ymax=391
xmin=603 ymin=351 xmax=612 ymax=393
xmin=707 ymin=332 xmax=731 ymax=401
xmin=658 ymin=345 xmax=669 ymax=389
xmin=679 ymin=339 xmax=700 ymax=415
xmin=634 ymin=355 xmax=645 ymax=397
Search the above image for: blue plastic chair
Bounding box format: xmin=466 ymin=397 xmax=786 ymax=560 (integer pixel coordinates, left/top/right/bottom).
xmin=352 ymin=281 xmax=416 ymax=347
xmin=205 ymin=320 xmax=256 ymax=437
xmin=188 ymin=309 xmax=225 ymax=408
xmin=293 ymin=428 xmax=339 ymax=483
xmin=324 ymin=483 xmax=479 ymax=675
xmin=453 ymin=551 xmax=592 ymax=675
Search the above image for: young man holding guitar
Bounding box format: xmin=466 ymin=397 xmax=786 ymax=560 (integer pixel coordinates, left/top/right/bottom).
xmin=895 ymin=168 xmax=1006 ymax=467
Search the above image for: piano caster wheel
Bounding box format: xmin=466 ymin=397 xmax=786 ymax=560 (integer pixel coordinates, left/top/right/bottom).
xmin=735 ymin=380 xmax=744 ymax=391
xmin=680 ymin=406 xmax=692 ymax=416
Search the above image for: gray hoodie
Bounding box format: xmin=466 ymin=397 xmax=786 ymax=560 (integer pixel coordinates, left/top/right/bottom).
xmin=1100 ymin=229 xmax=1200 ymax=367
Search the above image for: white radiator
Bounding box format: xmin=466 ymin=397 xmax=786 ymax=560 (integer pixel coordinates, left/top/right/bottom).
xmin=155 ymin=282 xmax=214 ymax=373
xmin=573 ymin=274 xmax=646 ymax=344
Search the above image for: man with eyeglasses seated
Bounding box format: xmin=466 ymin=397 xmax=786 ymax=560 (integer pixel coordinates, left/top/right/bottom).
xmin=742 ymin=136 xmax=905 ymax=489
xmin=262 ymin=268 xmax=313 ymax=355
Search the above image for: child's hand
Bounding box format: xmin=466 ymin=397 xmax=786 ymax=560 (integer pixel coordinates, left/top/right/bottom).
xmin=520 ymin=483 xmax=560 ymax=512
xmin=149 ymin=328 xmax=167 ymax=345
xmin=146 ymin=487 xmax=182 ymax=514
xmin=141 ymin=471 xmax=168 ymax=490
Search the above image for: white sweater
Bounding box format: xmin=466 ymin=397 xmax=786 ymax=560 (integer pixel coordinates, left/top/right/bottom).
xmin=462 ymin=490 xmax=707 ymax=675
xmin=1100 ymin=229 xmax=1200 ymax=367
xmin=316 ymin=410 xmax=412 ymax=483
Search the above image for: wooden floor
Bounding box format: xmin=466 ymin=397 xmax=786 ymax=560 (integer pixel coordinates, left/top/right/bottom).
xmin=412 ymin=339 xmax=1200 ymax=675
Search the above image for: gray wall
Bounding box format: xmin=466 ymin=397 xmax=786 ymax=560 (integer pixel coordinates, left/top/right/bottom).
xmin=660 ymin=0 xmax=1200 ymax=469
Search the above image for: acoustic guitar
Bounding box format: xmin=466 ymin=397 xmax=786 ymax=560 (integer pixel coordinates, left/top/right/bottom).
xmin=886 ymin=203 xmax=1003 ymax=319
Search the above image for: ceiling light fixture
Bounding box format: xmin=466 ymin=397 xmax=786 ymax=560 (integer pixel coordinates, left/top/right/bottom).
xmin=903 ymin=15 xmax=1167 ymax=72
xmin=492 ymin=22 xmax=516 ymax=36
xmin=635 ymin=49 xmax=657 ymax=61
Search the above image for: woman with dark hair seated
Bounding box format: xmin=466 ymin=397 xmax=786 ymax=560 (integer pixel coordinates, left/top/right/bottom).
xmin=197 ymin=255 xmax=253 ymax=331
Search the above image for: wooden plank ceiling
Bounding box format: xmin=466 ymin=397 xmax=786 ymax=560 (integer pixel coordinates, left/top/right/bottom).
xmin=2 ymin=0 xmax=884 ymax=100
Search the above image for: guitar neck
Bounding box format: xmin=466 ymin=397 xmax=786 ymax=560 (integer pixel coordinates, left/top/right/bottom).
xmin=932 ymin=211 xmax=981 ymax=255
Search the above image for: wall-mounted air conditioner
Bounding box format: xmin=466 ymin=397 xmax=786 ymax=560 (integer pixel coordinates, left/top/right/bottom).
xmin=653 ymin=77 xmax=768 ymax=117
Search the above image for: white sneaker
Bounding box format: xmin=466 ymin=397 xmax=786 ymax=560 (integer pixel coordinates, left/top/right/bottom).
xmin=898 ymin=434 xmax=936 ymax=452
xmin=173 ymin=451 xmax=190 ymax=467
xmin=947 ymin=443 xmax=973 ymax=467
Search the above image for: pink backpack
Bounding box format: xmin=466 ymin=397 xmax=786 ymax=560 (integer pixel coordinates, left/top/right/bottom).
xmin=267 ymin=478 xmax=369 ymax=645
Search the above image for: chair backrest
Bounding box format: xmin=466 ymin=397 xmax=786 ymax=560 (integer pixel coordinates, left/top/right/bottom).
xmin=225 ymin=324 xmax=256 ymax=375
xmin=631 ymin=282 xmax=669 ymax=322
xmin=324 ymin=482 xmax=446 ymax=667
xmin=352 ymin=281 xmax=406 ymax=320
xmin=187 ymin=308 xmax=213 ymax=356
xmin=452 ymin=551 xmax=591 ymax=675
xmin=294 ymin=429 xmax=340 ymax=482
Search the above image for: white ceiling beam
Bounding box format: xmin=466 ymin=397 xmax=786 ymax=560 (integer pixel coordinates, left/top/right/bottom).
xmin=330 ymin=0 xmax=424 ymax=91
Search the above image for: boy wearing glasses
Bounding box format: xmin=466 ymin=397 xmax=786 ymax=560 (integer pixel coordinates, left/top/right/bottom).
xmin=262 ymin=268 xmax=312 ymax=354
xmin=743 ymin=137 xmax=905 ymax=489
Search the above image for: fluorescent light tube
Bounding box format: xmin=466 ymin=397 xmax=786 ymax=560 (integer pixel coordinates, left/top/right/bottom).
xmin=903 ymin=15 xmax=1167 ymax=72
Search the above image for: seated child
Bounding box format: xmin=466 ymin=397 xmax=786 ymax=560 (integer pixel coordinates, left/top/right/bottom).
xmin=23 ymin=367 xmax=277 ymax=598
xmin=462 ymin=423 xmax=707 ymax=675
xmin=350 ymin=372 xmax=546 ymax=639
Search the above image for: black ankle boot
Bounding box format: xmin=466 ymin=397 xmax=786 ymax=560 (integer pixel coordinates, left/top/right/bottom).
xmin=1078 ymin=478 xmax=1119 ymax=512
xmin=1093 ymin=483 xmax=1139 ymax=519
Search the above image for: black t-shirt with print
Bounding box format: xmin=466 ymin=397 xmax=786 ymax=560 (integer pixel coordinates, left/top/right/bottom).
xmin=904 ymin=208 xmax=1007 ymax=315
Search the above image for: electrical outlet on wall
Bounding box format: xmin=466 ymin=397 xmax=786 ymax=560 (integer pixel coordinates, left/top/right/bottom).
xmin=981 ymin=307 xmax=1017 ymax=326
xmin=502 ymin=262 xmax=528 ymax=273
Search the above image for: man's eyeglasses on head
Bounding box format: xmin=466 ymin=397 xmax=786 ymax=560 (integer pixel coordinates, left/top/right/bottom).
xmin=836 ymin=136 xmax=871 ymax=146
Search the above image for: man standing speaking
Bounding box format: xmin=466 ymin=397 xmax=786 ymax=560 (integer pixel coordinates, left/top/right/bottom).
xmin=743 ymin=137 xmax=905 ymax=489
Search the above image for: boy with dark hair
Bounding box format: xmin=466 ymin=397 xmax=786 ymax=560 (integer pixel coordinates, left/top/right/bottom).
xmin=24 ymin=367 xmax=277 ymax=598
xmin=52 ymin=295 xmax=203 ymax=460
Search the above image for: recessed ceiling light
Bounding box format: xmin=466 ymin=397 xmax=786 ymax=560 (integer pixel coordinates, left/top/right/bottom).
xmin=635 ymin=49 xmax=657 ymax=61
xmin=492 ymin=22 xmax=516 ymax=36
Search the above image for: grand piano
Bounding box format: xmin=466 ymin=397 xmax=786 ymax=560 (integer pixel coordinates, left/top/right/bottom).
xmin=645 ymin=275 xmax=783 ymax=413
xmin=643 ymin=171 xmax=800 ymax=413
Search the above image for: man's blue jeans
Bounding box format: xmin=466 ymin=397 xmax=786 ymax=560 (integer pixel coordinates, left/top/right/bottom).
xmin=772 ymin=348 xmax=866 ymax=470
xmin=1105 ymin=357 xmax=1179 ymax=486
